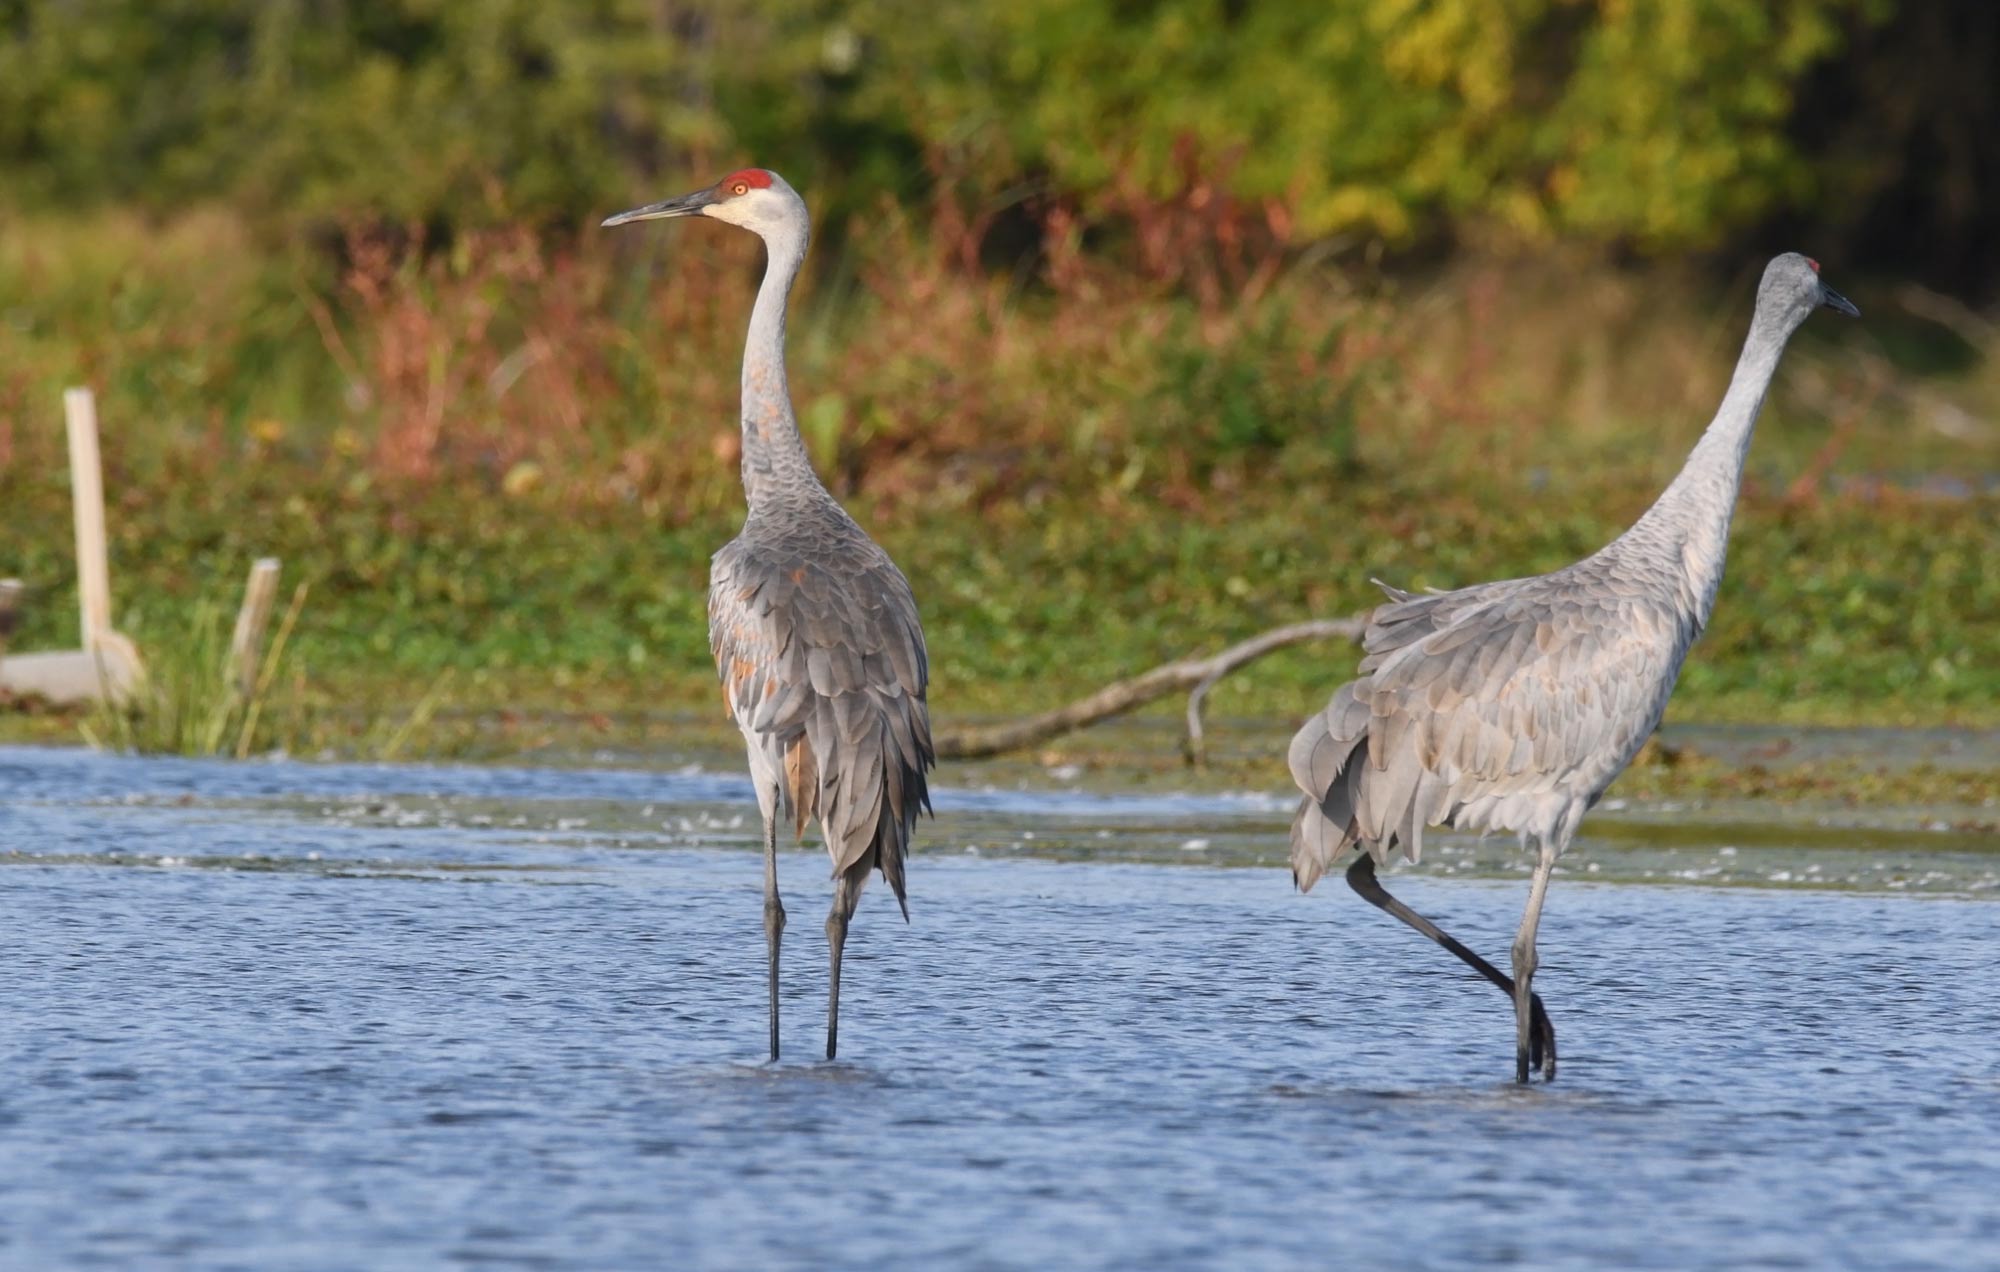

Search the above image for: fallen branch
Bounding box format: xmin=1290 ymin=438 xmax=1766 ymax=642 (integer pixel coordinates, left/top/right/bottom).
xmin=1181 ymin=619 xmax=1368 ymax=766
xmin=933 ymin=616 xmax=1366 ymax=762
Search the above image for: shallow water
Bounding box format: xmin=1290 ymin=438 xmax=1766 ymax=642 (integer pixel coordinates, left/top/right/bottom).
xmin=2 ymin=745 xmax=1998 ymax=1269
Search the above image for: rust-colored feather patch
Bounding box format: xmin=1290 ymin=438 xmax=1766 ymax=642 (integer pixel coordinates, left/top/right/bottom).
xmin=784 ymin=733 xmax=818 ymax=838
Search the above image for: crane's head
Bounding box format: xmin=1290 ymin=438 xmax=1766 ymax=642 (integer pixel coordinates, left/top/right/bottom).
xmin=601 ymin=168 xmax=806 ymax=237
xmin=1760 ymin=252 xmax=1859 ymax=325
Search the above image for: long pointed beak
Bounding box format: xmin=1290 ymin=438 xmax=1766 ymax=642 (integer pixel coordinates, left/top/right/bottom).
xmin=1820 ymin=284 xmax=1860 ymax=318
xmin=602 ymin=188 xmax=715 ymax=228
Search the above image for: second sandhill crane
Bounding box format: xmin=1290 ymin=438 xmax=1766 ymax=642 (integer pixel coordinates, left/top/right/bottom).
xmin=1288 ymin=253 xmax=1857 ymax=1082
xmin=605 ymin=170 xmax=934 ymax=1062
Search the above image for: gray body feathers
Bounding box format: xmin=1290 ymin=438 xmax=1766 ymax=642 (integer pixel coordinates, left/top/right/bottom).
xmin=1289 ymin=558 xmax=1690 ymax=890
xmin=1286 ymin=252 xmax=1844 ymax=891
xmin=609 ymin=167 xmax=941 ymax=1059
xmin=711 ymin=491 xmax=934 ymax=913
xmin=1283 ymin=253 xmax=1855 ymax=1084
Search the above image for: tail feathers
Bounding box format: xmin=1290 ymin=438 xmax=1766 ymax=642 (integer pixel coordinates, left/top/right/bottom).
xmin=1289 ymin=681 xmax=1449 ymax=886
xmin=795 ymin=690 xmax=930 ymax=920
xmin=1290 ymin=797 xmax=1345 ymax=892
xmin=1288 ymin=690 xmax=1368 ymax=890
xmin=880 ymin=840 xmax=910 ymax=921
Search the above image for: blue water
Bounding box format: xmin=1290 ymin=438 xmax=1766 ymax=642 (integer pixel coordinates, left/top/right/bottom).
xmin=2 ymin=745 xmax=1997 ymax=1269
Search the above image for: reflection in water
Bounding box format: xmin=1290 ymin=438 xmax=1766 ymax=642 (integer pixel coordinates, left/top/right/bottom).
xmin=0 ymin=743 xmax=1997 ymax=1268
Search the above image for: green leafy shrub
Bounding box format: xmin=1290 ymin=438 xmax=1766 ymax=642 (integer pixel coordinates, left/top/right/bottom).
xmin=0 ymin=0 xmax=1886 ymax=254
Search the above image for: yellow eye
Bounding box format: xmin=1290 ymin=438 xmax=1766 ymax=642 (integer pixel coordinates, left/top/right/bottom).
xmin=731 ymin=182 xmax=749 ymax=196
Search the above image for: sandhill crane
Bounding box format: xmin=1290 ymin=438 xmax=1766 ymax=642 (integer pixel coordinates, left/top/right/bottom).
xmin=605 ymin=170 xmax=934 ymax=1061
xmin=1288 ymin=254 xmax=1858 ymax=1083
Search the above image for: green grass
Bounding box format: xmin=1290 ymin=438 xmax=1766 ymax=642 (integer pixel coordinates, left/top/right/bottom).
xmin=79 ymin=587 xmax=304 ymax=758
xmin=3 ymin=459 xmax=1992 ymax=736
xmin=70 ymin=577 xmax=455 ymax=760
xmin=1 ymin=210 xmax=1996 ymax=762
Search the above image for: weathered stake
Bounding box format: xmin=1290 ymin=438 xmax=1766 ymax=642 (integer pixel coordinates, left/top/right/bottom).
xmin=0 ymin=388 xmax=144 ymax=704
xmin=65 ymin=388 xmax=113 ymax=652
xmin=229 ymin=559 xmax=283 ymax=697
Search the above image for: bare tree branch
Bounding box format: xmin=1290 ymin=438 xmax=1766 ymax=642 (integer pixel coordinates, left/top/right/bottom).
xmin=934 ymin=617 xmax=1365 ymax=761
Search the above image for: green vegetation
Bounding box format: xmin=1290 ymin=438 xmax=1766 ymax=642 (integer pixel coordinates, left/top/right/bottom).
xmin=0 ymin=3 xmax=1995 ymax=770
xmin=82 ymin=584 xmax=309 ymax=758
xmin=1 ymin=208 xmax=1994 ymax=760
xmin=0 ymin=0 xmax=1888 ymax=248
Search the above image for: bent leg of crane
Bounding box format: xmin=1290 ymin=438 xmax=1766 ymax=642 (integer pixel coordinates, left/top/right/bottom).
xmin=1344 ymin=855 xmax=1554 ymax=1077
xmin=763 ymin=806 xmax=785 ymax=1061
xmin=824 ymin=870 xmax=862 ymax=1061
xmin=1511 ymin=837 xmax=1560 ymax=1084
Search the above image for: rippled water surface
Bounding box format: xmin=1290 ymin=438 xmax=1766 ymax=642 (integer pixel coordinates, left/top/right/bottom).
xmin=2 ymin=744 xmax=1997 ymax=1270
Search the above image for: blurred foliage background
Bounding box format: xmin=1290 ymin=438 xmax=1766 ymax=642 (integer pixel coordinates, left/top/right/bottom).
xmin=4 ymin=0 xmax=1994 ymax=279
xmin=0 ymin=0 xmax=1995 ymax=749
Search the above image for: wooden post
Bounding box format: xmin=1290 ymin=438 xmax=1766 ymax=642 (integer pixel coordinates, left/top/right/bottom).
xmin=0 ymin=387 xmax=147 ymax=705
xmin=64 ymin=387 xmax=112 ymax=652
xmin=229 ymin=559 xmax=282 ymax=697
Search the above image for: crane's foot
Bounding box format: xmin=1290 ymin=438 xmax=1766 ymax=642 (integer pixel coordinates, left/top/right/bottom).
xmin=1515 ymin=997 xmax=1557 ymax=1084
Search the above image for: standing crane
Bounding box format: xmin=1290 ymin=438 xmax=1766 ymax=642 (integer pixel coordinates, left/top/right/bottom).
xmin=605 ymin=169 xmax=934 ymax=1062
xmin=1288 ymin=254 xmax=1858 ymax=1082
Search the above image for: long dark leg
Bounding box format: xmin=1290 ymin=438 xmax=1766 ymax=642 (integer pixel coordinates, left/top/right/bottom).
xmin=1345 ymin=855 xmax=1555 ymax=1079
xmin=762 ymin=805 xmax=785 ymax=1061
xmin=824 ymin=871 xmax=860 ymax=1061
xmin=1511 ymin=838 xmax=1559 ymax=1084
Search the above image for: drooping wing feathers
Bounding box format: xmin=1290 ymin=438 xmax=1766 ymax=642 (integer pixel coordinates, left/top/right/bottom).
xmin=710 ymin=529 xmax=933 ymax=915
xmin=1289 ymin=570 xmax=1686 ymax=890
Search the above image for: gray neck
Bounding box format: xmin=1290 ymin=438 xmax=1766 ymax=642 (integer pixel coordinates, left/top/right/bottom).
xmin=738 ymin=217 xmax=822 ymax=510
xmin=1613 ymin=304 xmax=1802 ymax=622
